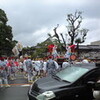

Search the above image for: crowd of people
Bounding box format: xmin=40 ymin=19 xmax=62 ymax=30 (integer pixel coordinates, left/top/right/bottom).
xmin=0 ymin=56 xmax=61 ymax=88
xmin=0 ymin=55 xmax=93 ymax=88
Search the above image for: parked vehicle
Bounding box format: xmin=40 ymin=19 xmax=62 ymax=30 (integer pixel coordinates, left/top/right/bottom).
xmin=28 ymin=63 xmax=100 ymax=100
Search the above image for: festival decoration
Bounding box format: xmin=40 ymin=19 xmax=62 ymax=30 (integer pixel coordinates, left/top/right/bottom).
xmin=47 ymin=44 xmax=59 ymax=58
xmin=52 ymin=45 xmax=59 ymax=58
xmin=12 ymin=46 xmax=19 ymax=56
xmin=16 ymin=42 xmax=23 ymax=51
xmin=12 ymin=42 xmax=23 ymax=57
xmin=69 ymin=44 xmax=76 ymax=52
xmin=48 ymin=44 xmax=55 ymax=53
xmin=65 ymin=44 xmax=76 ymax=59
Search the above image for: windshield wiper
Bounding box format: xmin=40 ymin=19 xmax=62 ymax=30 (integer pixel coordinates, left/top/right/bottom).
xmin=52 ymin=74 xmax=62 ymax=81
xmin=61 ymin=79 xmax=70 ymax=83
xmin=52 ymin=74 xmax=70 ymax=83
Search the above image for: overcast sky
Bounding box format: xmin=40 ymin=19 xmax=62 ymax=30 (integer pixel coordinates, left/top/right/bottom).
xmin=0 ymin=0 xmax=100 ymax=47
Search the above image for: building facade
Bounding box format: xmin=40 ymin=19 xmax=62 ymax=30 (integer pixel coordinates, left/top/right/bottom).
xmin=78 ymin=45 xmax=100 ymax=61
xmin=91 ymin=40 xmax=100 ymax=45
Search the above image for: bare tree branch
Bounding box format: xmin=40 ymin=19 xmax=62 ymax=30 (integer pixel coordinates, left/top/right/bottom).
xmin=75 ymin=21 xmax=82 ymax=30
xmin=68 ymin=31 xmax=72 ymax=37
xmin=60 ymin=33 xmax=66 ymax=47
xmin=66 ymin=11 xmax=88 ymax=45
xmin=53 ymin=24 xmax=61 ymax=44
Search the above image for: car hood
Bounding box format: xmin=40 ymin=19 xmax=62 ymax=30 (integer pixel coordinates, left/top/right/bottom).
xmin=32 ymin=76 xmax=70 ymax=92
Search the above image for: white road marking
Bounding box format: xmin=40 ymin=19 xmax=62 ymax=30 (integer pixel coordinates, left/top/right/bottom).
xmin=21 ymin=84 xmax=31 ymax=87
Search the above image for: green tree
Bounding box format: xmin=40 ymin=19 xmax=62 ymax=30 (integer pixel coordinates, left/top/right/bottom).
xmin=22 ymin=39 xmax=52 ymax=59
xmin=0 ymin=9 xmax=13 ymax=56
xmin=30 ymin=38 xmax=55 ymax=59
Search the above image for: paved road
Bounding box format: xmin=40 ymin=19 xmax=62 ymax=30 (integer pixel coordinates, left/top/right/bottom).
xmin=0 ymin=74 xmax=98 ymax=100
xmin=0 ymin=74 xmax=31 ymax=100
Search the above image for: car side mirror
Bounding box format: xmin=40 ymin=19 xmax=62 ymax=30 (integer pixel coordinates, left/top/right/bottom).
xmin=87 ymin=81 xmax=95 ymax=87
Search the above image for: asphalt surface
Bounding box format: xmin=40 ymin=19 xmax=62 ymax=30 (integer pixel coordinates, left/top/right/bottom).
xmin=0 ymin=74 xmax=98 ymax=100
xmin=0 ymin=74 xmax=31 ymax=100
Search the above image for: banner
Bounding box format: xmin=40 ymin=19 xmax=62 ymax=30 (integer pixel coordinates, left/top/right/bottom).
xmin=12 ymin=46 xmax=19 ymax=56
xmin=16 ymin=42 xmax=23 ymax=51
xmin=12 ymin=42 xmax=23 ymax=57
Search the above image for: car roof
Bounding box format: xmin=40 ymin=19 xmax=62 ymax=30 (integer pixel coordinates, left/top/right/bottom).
xmin=72 ymin=63 xmax=100 ymax=70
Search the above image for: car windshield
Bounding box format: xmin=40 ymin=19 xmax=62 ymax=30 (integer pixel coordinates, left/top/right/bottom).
xmin=56 ymin=66 xmax=89 ymax=83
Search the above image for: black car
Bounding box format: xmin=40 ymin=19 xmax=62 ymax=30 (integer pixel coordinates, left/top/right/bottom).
xmin=28 ymin=63 xmax=100 ymax=100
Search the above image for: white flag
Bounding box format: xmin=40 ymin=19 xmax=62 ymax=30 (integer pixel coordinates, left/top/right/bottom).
xmin=12 ymin=46 xmax=19 ymax=56
xmin=16 ymin=42 xmax=23 ymax=51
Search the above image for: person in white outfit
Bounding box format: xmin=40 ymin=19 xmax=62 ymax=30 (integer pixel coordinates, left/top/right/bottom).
xmin=0 ymin=57 xmax=10 ymax=87
xmin=46 ymin=56 xmax=59 ymax=76
xmin=25 ymin=57 xmax=33 ymax=82
xmin=62 ymin=59 xmax=70 ymax=69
